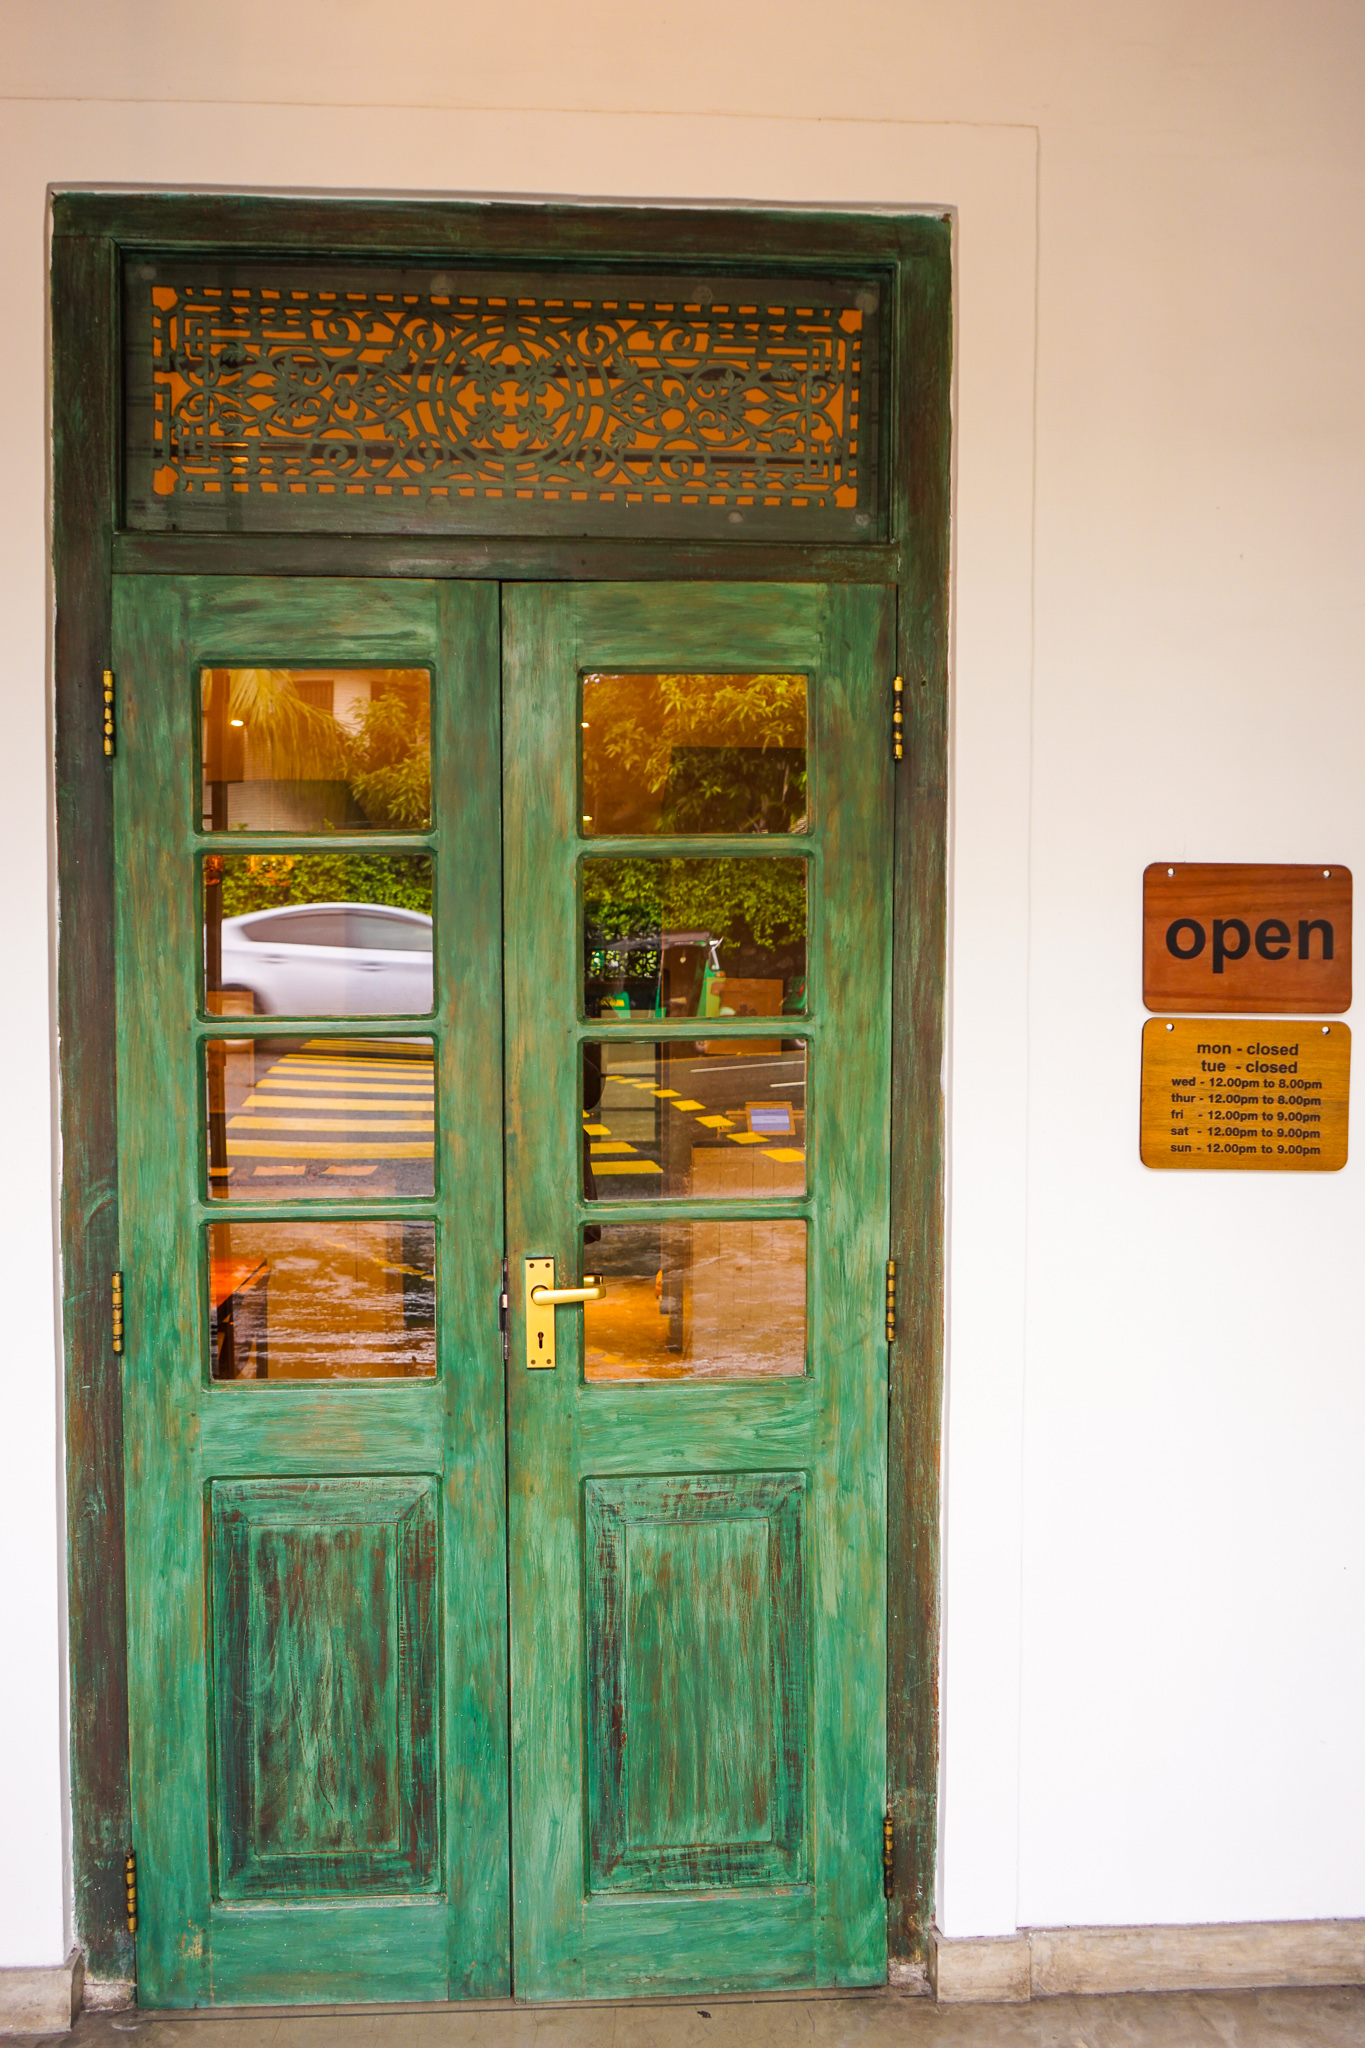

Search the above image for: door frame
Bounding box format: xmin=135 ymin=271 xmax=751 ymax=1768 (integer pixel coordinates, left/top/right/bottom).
xmin=51 ymin=192 xmax=951 ymax=1987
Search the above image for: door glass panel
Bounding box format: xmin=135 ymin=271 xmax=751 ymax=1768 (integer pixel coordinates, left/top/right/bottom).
xmin=582 ymin=1221 xmax=806 ymax=1381
xmin=581 ymin=673 xmax=808 ymax=836
xmin=583 ymin=1040 xmax=807 ymax=1200
xmin=203 ymin=853 xmax=433 ymax=1017
xmin=201 ymin=667 xmax=430 ymax=831
xmin=205 ymin=1036 xmax=435 ymax=1198
xmin=207 ymin=1220 xmax=436 ymax=1381
xmin=583 ymin=857 xmax=806 ymax=1022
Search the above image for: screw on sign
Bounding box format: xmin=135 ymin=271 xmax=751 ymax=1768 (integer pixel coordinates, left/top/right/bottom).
xmin=1143 ymin=864 xmax=1352 ymax=1015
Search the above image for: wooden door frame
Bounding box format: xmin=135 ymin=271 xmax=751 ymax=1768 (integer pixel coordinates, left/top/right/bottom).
xmin=51 ymin=192 xmax=951 ymax=1984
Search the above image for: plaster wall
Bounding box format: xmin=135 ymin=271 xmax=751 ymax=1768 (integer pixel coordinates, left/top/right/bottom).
xmin=0 ymin=0 xmax=1361 ymax=1971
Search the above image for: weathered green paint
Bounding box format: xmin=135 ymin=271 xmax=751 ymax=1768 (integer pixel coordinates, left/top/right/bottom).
xmin=503 ymin=582 xmax=894 ymax=1998
xmin=54 ymin=195 xmax=952 ymax=1981
xmin=52 ymin=228 xmax=133 ymax=1982
xmin=54 ymin=189 xmax=946 ymax=267
xmin=588 ymin=1474 xmax=806 ymax=1891
xmin=207 ymin=1902 xmax=449 ymax=2005
xmin=212 ymin=1478 xmax=438 ymax=1898
xmin=886 ymin=241 xmax=954 ymax=1964
xmin=112 ymin=576 xmax=509 ymax=2005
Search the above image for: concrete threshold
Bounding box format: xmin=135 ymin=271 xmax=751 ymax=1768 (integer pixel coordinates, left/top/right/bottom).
xmin=9 ymin=1984 xmax=1364 ymax=2048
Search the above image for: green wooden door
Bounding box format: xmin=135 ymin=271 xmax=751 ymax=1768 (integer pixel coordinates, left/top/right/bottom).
xmin=112 ymin=577 xmax=509 ymax=2006
xmin=503 ymin=583 xmax=894 ymax=1997
xmin=115 ymin=573 xmax=892 ymax=2008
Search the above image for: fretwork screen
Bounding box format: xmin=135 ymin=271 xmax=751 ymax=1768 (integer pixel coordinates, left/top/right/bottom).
xmin=123 ymin=259 xmax=883 ymax=540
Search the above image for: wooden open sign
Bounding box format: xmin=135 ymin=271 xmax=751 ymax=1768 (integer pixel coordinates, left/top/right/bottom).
xmin=1143 ymin=863 xmax=1351 ymax=1014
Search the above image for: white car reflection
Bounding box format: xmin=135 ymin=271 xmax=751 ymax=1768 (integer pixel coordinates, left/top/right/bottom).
xmin=217 ymin=901 xmax=433 ymax=1016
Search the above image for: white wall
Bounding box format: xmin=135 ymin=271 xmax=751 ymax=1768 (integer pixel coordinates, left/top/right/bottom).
xmin=1 ymin=0 xmax=1362 ymax=1970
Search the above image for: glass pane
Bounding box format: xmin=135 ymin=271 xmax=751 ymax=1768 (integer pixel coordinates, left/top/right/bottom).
xmin=581 ymin=673 xmax=807 ymax=837
xmin=204 ymin=854 xmax=433 ymax=1017
xmin=206 ymin=1036 xmax=435 ymax=1199
xmin=207 ymin=1221 xmax=435 ymax=1381
xmin=583 ymin=1040 xmax=806 ymax=1201
xmin=583 ymin=1221 xmax=807 ymax=1381
xmin=583 ymin=857 xmax=806 ymax=1022
xmin=201 ymin=668 xmax=430 ymax=832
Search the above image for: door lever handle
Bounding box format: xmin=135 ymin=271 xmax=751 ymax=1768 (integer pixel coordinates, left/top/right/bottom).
xmin=524 ymin=1258 xmax=604 ymax=1369
xmin=529 ymin=1278 xmax=605 ymax=1305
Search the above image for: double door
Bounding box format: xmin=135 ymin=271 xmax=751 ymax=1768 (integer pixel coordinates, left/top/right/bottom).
xmin=114 ymin=575 xmax=894 ymax=2005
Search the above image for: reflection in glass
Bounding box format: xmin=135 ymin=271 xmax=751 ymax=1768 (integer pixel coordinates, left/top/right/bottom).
xmin=583 ymin=1221 xmax=806 ymax=1381
xmin=206 ymin=1036 xmax=435 ymax=1200
xmin=581 ymin=673 xmax=807 ymax=837
xmin=201 ymin=668 xmax=430 ymax=833
xmin=583 ymin=858 xmax=806 ymax=1025
xmin=207 ymin=1221 xmax=435 ymax=1381
xmin=204 ymin=854 xmax=433 ymax=1017
xmin=583 ymin=1041 xmax=806 ymax=1202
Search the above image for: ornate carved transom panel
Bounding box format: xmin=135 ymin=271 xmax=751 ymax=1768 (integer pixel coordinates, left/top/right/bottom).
xmin=123 ymin=260 xmax=882 ymax=539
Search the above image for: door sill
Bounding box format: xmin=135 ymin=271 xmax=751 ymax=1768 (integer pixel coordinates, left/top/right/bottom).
xmin=121 ymin=1984 xmax=901 ymax=2019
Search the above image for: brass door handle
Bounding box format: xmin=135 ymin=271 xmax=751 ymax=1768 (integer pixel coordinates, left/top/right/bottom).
xmin=524 ymin=1258 xmax=605 ymax=1369
xmin=529 ymin=1278 xmax=605 ymax=1305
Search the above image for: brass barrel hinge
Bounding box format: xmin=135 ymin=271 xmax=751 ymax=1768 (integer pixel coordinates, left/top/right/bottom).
xmin=882 ymin=1809 xmax=895 ymax=1897
xmin=111 ymin=1271 xmax=124 ymax=1355
xmin=884 ymin=1259 xmax=896 ymax=1345
xmin=891 ymin=675 xmax=904 ymax=763
xmin=124 ymin=1849 xmax=138 ymax=1935
xmin=103 ymin=670 xmax=116 ymax=758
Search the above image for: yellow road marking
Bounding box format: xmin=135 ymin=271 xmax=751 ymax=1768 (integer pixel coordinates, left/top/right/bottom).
xmin=301 ymin=1038 xmax=432 ymax=1057
xmin=695 ymin=1115 xmax=735 ymax=1129
xmin=651 ymin=1088 xmax=681 ymax=1098
xmin=286 ymin=1046 xmax=432 ymax=1059
xmin=670 ymin=1099 xmax=705 ymax=1111
xmin=227 ymin=1140 xmax=432 ymax=1158
xmin=257 ymin=1076 xmax=433 ymax=1094
xmin=278 ymin=1052 xmax=432 ymax=1068
xmin=324 ymin=1164 xmax=378 ymax=1176
xmin=252 ymin=1164 xmax=306 ymax=1175
xmin=590 ymin=1142 xmax=637 ymax=1155
xmin=244 ymin=1093 xmax=431 ymax=1112
xmin=228 ymin=1115 xmax=433 ymax=1134
xmin=725 ymin=1132 xmax=772 ymax=1145
xmin=270 ymin=1073 xmax=431 ymax=1089
xmin=583 ymin=1123 xmax=612 ymax=1136
xmin=591 ymin=1160 xmax=663 ymax=1175
xmin=764 ymin=1148 xmax=806 ymax=1163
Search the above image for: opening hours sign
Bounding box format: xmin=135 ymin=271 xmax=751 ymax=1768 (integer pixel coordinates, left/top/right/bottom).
xmin=1140 ymin=1019 xmax=1350 ymax=1171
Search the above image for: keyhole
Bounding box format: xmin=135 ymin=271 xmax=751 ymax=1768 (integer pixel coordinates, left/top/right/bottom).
xmin=537 ymin=1330 xmax=545 ymax=1350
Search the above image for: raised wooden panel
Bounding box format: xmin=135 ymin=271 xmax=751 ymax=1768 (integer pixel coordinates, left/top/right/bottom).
xmin=585 ymin=1473 xmax=806 ymax=1893
xmin=211 ymin=1476 xmax=439 ymax=1898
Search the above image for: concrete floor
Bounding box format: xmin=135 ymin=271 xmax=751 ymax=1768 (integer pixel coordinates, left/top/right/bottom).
xmin=17 ymin=1986 xmax=1365 ymax=2048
